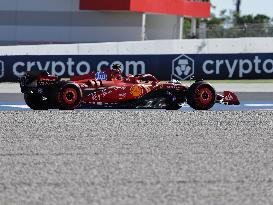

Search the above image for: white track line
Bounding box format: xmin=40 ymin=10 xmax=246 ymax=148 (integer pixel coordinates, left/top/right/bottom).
xmin=244 ymin=104 xmax=273 ymax=107
xmin=0 ymin=105 xmax=29 ymax=109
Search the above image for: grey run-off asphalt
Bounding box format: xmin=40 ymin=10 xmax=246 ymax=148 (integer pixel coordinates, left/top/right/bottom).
xmin=0 ymin=110 xmax=273 ymax=205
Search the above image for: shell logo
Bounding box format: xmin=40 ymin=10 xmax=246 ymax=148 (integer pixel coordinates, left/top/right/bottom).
xmin=130 ymin=85 xmax=143 ymax=97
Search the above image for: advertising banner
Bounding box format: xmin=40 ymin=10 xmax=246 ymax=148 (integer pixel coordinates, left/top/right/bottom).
xmin=0 ymin=53 xmax=273 ymax=82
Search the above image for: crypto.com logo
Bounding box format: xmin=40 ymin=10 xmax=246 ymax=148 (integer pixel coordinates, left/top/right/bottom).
xmin=172 ymin=54 xmax=194 ymax=80
xmin=0 ymin=60 xmax=4 ymax=79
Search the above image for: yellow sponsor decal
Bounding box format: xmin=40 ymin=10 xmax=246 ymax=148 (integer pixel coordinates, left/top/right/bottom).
xmin=130 ymin=85 xmax=143 ymax=97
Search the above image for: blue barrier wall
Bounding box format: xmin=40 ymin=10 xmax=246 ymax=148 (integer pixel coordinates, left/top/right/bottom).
xmin=1 ymin=53 xmax=273 ymax=82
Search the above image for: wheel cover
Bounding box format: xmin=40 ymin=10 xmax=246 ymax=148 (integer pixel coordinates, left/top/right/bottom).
xmin=62 ymin=88 xmax=78 ymax=105
xmin=196 ymin=87 xmax=213 ymax=105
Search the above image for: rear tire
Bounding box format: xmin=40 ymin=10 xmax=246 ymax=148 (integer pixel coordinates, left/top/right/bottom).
xmin=24 ymin=93 xmax=49 ymax=110
xmin=187 ymin=81 xmax=216 ymax=110
xmin=52 ymin=82 xmax=82 ymax=110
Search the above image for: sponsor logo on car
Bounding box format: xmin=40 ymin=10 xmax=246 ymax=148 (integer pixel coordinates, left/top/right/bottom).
xmin=172 ymin=54 xmax=194 ymax=80
xmin=130 ymin=85 xmax=143 ymax=97
xmin=224 ymin=93 xmax=234 ymax=101
xmin=95 ymin=72 xmax=107 ymax=80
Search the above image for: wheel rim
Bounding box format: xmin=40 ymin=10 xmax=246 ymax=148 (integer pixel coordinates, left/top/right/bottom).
xmin=196 ymin=87 xmax=213 ymax=105
xmin=62 ymin=88 xmax=78 ymax=105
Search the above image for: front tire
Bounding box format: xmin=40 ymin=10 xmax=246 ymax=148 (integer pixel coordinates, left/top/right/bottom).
xmin=187 ymin=81 xmax=216 ymax=110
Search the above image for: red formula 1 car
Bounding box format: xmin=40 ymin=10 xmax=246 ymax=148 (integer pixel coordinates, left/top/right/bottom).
xmin=19 ymin=65 xmax=240 ymax=110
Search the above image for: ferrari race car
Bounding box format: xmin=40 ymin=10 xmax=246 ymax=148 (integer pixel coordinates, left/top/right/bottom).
xmin=19 ymin=65 xmax=240 ymax=110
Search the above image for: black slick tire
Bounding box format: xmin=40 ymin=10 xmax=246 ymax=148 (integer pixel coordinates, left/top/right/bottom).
xmin=24 ymin=93 xmax=49 ymax=110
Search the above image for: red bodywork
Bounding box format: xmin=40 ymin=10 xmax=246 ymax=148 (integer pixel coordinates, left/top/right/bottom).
xmin=68 ymin=69 xmax=240 ymax=107
xmin=20 ymin=68 xmax=240 ymax=110
xmin=70 ymin=69 xmax=188 ymax=105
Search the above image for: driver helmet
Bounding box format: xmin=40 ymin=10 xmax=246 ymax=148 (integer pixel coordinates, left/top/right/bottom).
xmin=111 ymin=64 xmax=122 ymax=80
xmin=112 ymin=64 xmax=122 ymax=71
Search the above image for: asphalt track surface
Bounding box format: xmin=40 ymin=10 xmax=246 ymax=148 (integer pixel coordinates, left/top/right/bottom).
xmin=0 ymin=110 xmax=273 ymax=205
xmin=1 ymin=91 xmax=273 ymax=204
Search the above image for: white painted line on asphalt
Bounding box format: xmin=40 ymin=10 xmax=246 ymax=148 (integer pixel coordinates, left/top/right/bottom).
xmin=244 ymin=104 xmax=273 ymax=107
xmin=0 ymin=105 xmax=29 ymax=109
